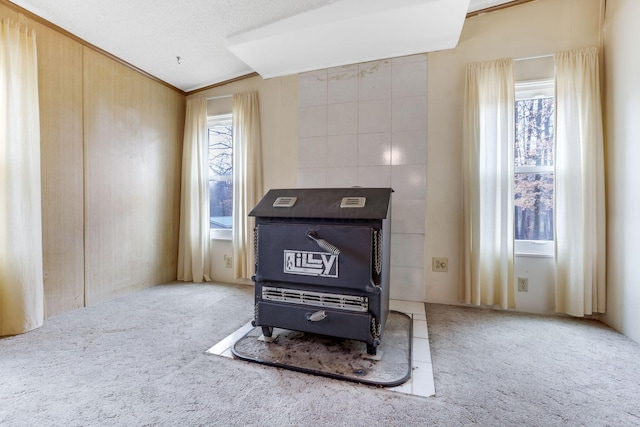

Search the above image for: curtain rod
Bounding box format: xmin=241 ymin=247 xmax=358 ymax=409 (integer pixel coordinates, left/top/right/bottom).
xmin=206 ymin=94 xmax=232 ymax=100
xmin=514 ymin=53 xmax=554 ymax=62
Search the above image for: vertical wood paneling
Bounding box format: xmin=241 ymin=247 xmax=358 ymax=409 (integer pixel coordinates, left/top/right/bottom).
xmin=29 ymin=19 xmax=85 ymax=316
xmin=83 ymin=48 xmax=184 ymax=305
xmin=0 ymin=4 xmax=16 ymax=19
xmin=1 ymin=3 xmax=185 ymax=316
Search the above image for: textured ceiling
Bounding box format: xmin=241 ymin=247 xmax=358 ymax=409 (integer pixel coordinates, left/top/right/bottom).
xmin=10 ymin=0 xmax=515 ymax=93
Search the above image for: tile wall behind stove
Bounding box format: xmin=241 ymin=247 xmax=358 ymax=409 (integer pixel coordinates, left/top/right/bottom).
xmin=298 ymin=54 xmax=427 ymax=302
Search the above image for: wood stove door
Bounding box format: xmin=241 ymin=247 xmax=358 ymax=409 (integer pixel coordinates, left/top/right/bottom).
xmin=255 ymin=223 xmax=375 ymax=290
xmin=255 ymin=300 xmax=374 ymax=344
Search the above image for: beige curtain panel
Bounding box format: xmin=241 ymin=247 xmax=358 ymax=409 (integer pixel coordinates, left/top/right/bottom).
xmin=0 ymin=19 xmax=44 ymax=336
xmin=554 ymin=47 xmax=606 ymax=316
xmin=232 ymin=92 xmax=263 ymax=280
xmin=177 ymin=98 xmax=212 ymax=283
xmin=462 ymin=58 xmax=515 ymax=310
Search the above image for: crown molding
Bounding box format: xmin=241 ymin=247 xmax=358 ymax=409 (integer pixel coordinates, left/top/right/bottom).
xmin=1 ymin=0 xmax=186 ymax=94
xmin=466 ymin=0 xmax=535 ymax=18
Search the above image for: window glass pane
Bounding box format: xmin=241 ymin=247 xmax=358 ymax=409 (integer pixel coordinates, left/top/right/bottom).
xmin=209 ymin=179 xmax=232 ymax=229
xmin=514 ymin=97 xmax=554 ymax=167
xmin=208 ymin=126 xmax=232 ymax=179
xmin=514 ymin=81 xmax=554 ymax=245
xmin=209 ymin=123 xmax=233 ymax=230
xmin=514 ymin=173 xmax=553 ymax=241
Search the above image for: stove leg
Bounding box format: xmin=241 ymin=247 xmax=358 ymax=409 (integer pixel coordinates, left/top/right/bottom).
xmin=366 ymin=343 xmax=377 ymax=355
xmin=261 ymin=326 xmax=274 ymax=338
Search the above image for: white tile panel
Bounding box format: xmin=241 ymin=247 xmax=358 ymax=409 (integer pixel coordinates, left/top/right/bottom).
xmin=412 ymin=319 xmax=429 ymax=339
xmin=391 ymin=165 xmax=426 ymax=200
xmin=412 ymin=337 xmax=432 ymax=363
xmin=357 ymin=132 xmax=391 ymax=166
xmin=205 ymin=321 xmax=254 ymax=356
xmin=298 ymin=137 xmax=327 ymax=168
xmin=390 ymin=266 xmax=425 ymax=301
xmin=325 ymin=167 xmax=358 ymax=188
xmin=328 ymin=66 xmax=359 ymax=104
xmin=391 ymin=130 xmax=427 ymax=166
xmin=391 ymin=199 xmax=426 ymax=234
xmin=298 ymin=72 xmax=328 ymax=107
xmin=327 ymin=134 xmax=358 ymax=167
xmin=358 ymin=99 xmax=392 ymax=133
xmin=389 ymin=377 xmax=413 ymax=395
xmin=297 ymin=168 xmax=326 ymax=188
xmin=412 ymin=360 xmax=436 ymax=397
xmin=392 ymin=96 xmax=427 ymax=132
xmin=390 ymin=299 xmax=425 ymax=315
xmin=391 ymin=234 xmax=425 ymax=268
xmin=297 ymin=57 xmax=429 ymax=311
xmin=357 ymin=165 xmax=391 ymax=187
xmin=358 ymin=60 xmax=392 ymax=101
xmin=298 ymin=105 xmax=328 ymax=138
xmin=328 ymin=102 xmax=358 ymax=135
xmin=392 ymin=59 xmax=427 ymax=98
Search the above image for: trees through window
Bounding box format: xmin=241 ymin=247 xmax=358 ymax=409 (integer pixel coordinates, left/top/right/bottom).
xmin=514 ymin=80 xmax=554 ymax=242
xmin=208 ymin=114 xmax=233 ymax=230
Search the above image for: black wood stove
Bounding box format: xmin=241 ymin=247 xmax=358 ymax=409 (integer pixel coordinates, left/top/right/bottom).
xmin=249 ymin=187 xmax=392 ymax=355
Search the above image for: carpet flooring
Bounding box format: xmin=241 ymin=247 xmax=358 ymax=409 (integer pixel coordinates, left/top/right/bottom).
xmin=1 ymin=281 xmax=640 ymax=426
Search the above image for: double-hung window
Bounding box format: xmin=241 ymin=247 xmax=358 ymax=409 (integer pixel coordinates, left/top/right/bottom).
xmin=208 ymin=114 xmax=233 ymax=240
xmin=514 ymin=80 xmax=555 ymax=256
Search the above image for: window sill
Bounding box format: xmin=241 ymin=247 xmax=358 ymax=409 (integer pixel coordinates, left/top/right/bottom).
xmin=514 ymin=240 xmax=554 ymax=258
xmin=515 ymin=252 xmax=554 ymax=258
xmin=210 ymin=229 xmax=232 ymax=241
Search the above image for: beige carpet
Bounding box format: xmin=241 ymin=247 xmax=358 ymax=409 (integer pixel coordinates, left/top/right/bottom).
xmin=1 ymin=281 xmax=640 ymax=426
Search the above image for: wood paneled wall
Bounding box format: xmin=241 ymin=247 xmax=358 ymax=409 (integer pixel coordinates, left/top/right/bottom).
xmin=1 ymin=5 xmax=185 ymax=316
xmin=32 ymin=20 xmax=85 ymax=315
xmin=83 ymin=49 xmax=184 ymax=305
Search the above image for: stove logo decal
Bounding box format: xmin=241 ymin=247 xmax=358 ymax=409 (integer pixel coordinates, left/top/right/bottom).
xmin=283 ymin=250 xmax=338 ymax=278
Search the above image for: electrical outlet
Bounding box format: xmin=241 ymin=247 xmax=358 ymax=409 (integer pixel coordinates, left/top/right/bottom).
xmin=517 ymin=277 xmax=528 ymax=292
xmin=224 ymin=255 xmax=232 ymax=269
xmin=432 ymin=257 xmax=448 ymax=273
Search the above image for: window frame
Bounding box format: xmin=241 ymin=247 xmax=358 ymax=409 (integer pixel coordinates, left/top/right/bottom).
xmin=514 ymin=79 xmax=555 ymax=257
xmin=208 ymin=113 xmax=233 ymax=241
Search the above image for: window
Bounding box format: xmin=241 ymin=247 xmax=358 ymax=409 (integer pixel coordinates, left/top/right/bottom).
xmin=514 ymin=80 xmax=554 ymax=256
xmin=208 ymin=114 xmax=233 ymax=239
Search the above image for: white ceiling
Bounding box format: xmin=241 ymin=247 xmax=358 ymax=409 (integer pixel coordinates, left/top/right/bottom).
xmin=9 ymin=0 xmax=516 ymax=93
xmin=226 ymin=0 xmax=470 ymax=79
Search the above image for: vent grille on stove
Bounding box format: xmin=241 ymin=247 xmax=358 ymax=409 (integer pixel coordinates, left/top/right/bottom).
xmin=272 ymin=196 xmax=297 ymax=208
xmin=340 ymin=197 xmax=366 ymax=208
xmin=262 ymin=287 xmax=368 ymax=312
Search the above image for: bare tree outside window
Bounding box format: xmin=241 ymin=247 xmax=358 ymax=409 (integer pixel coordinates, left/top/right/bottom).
xmin=209 ymin=121 xmax=233 ymax=229
xmin=514 ymin=96 xmax=554 ymax=241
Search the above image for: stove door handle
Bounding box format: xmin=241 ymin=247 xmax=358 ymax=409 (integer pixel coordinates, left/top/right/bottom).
xmin=306 ymin=310 xmax=327 ymax=322
xmin=307 ymin=231 xmax=341 ymax=255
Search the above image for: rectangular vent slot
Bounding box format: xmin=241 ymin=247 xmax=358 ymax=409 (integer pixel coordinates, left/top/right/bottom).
xmin=272 ymin=196 xmax=297 ymax=208
xmin=262 ymin=287 xmax=368 ymax=312
xmin=340 ymin=197 xmax=366 ymax=208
